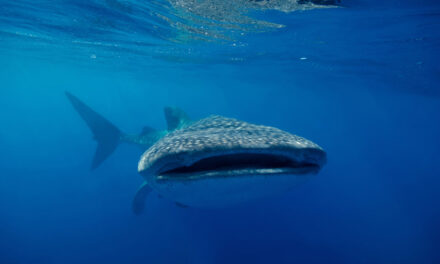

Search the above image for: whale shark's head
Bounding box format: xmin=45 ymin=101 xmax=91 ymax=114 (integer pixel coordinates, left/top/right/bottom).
xmin=138 ymin=115 xmax=326 ymax=207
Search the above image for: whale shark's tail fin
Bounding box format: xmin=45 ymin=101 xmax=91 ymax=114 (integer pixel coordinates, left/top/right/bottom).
xmin=66 ymin=92 xmax=122 ymax=170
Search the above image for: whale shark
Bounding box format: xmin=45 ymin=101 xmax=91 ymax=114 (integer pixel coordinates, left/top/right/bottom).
xmin=66 ymin=92 xmax=326 ymax=214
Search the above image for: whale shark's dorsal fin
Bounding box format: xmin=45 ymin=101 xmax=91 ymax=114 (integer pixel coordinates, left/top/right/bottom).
xmin=164 ymin=107 xmax=191 ymax=131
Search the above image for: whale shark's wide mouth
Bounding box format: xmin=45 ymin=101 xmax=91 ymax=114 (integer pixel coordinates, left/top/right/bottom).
xmin=156 ymin=152 xmax=322 ymax=181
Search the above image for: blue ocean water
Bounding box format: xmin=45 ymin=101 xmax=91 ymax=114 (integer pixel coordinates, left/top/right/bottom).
xmin=1 ymin=0 xmax=440 ymax=263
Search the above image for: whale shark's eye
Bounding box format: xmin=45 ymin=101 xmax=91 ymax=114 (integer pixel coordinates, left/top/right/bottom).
xmin=159 ymin=153 xmax=318 ymax=177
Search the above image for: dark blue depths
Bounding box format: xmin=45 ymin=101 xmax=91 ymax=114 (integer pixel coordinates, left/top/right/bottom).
xmin=0 ymin=0 xmax=439 ymax=263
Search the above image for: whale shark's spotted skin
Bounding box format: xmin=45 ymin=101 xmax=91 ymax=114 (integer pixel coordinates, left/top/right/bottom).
xmin=139 ymin=115 xmax=325 ymax=176
xmin=137 ymin=115 xmax=326 ymax=209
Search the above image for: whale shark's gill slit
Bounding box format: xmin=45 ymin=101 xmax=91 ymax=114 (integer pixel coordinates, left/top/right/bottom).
xmin=160 ymin=153 xmax=317 ymax=176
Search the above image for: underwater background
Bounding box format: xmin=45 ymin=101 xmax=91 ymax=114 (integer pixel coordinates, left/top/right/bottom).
xmin=1 ymin=0 xmax=440 ymax=263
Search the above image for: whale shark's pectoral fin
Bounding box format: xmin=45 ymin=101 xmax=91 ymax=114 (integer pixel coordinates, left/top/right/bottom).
xmin=132 ymin=181 xmax=152 ymax=215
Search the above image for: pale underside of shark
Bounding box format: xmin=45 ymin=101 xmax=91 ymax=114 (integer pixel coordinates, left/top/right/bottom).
xmin=66 ymin=92 xmax=326 ymax=214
